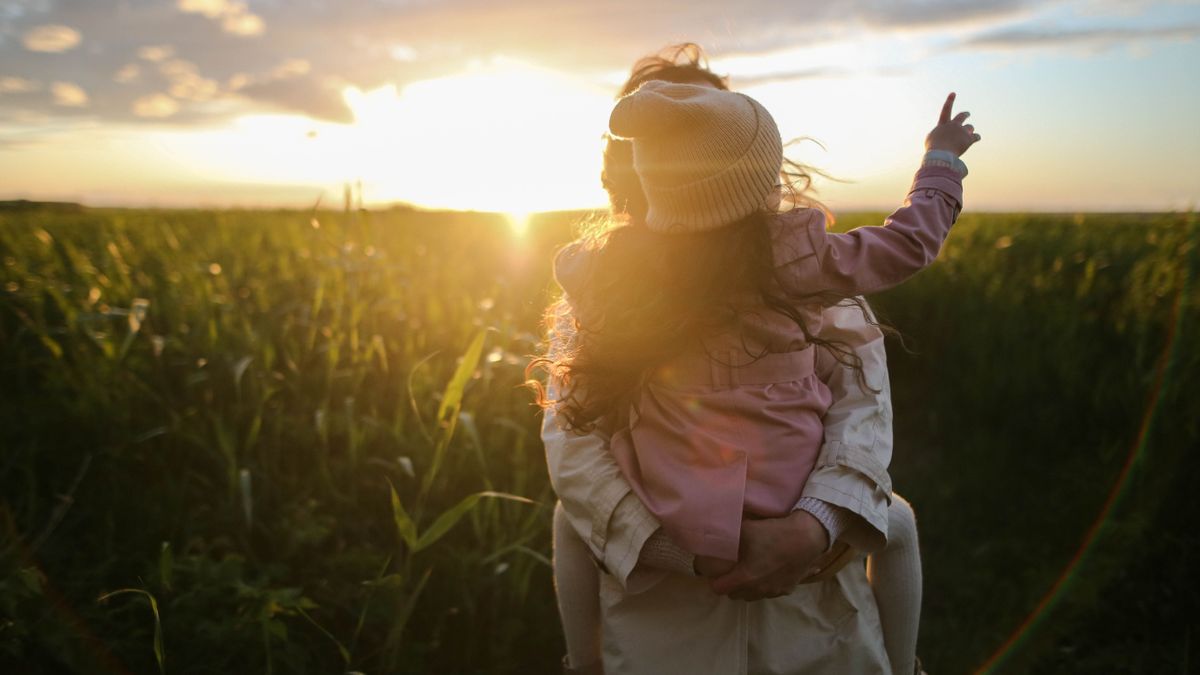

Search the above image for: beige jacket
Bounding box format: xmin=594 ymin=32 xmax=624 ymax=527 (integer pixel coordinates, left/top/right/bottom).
xmin=542 ymin=302 xmax=896 ymax=674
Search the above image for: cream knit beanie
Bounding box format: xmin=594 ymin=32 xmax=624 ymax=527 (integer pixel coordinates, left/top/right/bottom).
xmin=608 ymin=80 xmax=783 ymax=233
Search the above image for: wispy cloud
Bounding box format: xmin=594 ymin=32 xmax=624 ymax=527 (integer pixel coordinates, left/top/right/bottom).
xmin=728 ymin=66 xmax=849 ymax=88
xmin=51 ymin=81 xmax=87 ymax=107
xmin=138 ymin=45 xmax=176 ymax=63
xmin=177 ymin=0 xmax=264 ymax=37
xmin=0 ymin=76 xmax=40 ymax=93
xmin=22 ymin=24 xmax=81 ymax=52
xmin=113 ymin=64 xmax=140 ymax=84
xmin=960 ymin=22 xmax=1200 ymax=51
xmin=852 ymin=0 xmax=1039 ymax=28
xmin=132 ymin=93 xmax=180 ymax=118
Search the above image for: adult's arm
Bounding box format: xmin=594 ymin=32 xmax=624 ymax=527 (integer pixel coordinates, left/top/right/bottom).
xmin=542 ymin=386 xmax=662 ymax=588
xmin=800 ymin=299 xmax=894 ymax=554
xmin=540 ymin=309 xmax=663 ymax=589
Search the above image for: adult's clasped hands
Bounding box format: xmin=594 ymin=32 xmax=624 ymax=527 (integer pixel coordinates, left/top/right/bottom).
xmin=695 ymin=510 xmax=840 ymax=601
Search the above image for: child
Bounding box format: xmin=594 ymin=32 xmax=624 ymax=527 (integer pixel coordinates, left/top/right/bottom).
xmin=544 ymin=81 xmax=978 ymax=674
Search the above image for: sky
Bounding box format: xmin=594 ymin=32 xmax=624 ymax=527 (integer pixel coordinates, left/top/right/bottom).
xmin=0 ymin=0 xmax=1198 ymax=213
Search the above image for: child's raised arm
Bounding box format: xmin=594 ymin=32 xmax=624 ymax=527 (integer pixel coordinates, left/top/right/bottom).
xmin=774 ymin=93 xmax=981 ymax=300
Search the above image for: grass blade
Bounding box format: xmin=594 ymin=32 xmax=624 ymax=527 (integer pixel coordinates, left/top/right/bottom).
xmin=435 ymin=329 xmax=487 ymax=430
xmin=419 ymin=330 xmax=487 ymax=501
xmin=387 ymin=478 xmax=418 ymax=550
xmin=98 ymin=588 xmax=165 ymax=675
xmin=414 ymin=491 xmax=533 ymax=553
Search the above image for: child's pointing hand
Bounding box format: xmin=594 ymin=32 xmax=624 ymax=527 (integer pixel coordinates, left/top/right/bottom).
xmin=926 ymin=92 xmax=981 ymax=157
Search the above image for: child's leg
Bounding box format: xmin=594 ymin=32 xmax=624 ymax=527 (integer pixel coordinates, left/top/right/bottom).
xmin=553 ymin=500 xmax=602 ymax=670
xmin=867 ymin=494 xmax=922 ymax=675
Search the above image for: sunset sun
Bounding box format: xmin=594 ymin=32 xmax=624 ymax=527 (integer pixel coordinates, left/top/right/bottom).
xmin=338 ymin=59 xmax=612 ymax=213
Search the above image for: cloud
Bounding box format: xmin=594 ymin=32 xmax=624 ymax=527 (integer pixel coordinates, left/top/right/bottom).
xmin=227 ymin=73 xmax=252 ymax=91
xmin=0 ymin=76 xmax=40 ymax=93
xmin=135 ymin=58 xmax=217 ymax=101
xmin=852 ymin=0 xmax=1038 ymax=28
xmin=132 ymin=93 xmax=180 ymax=118
xmin=221 ymin=12 xmax=264 ymax=37
xmin=22 ymin=24 xmax=81 ymax=52
xmin=159 ymin=59 xmax=197 ymax=79
xmin=727 ymin=63 xmax=913 ymax=88
xmin=138 ymin=45 xmax=176 ymax=63
xmin=960 ymin=23 xmax=1200 ymax=50
xmin=177 ymin=0 xmax=232 ymax=19
xmin=113 ymin=64 xmax=140 ymax=84
xmin=170 ymin=78 xmax=219 ymax=101
xmin=271 ymin=58 xmax=311 ymax=79
xmin=51 ymin=81 xmax=87 ymax=107
xmin=0 ymin=0 xmax=1077 ymax=129
xmin=238 ymin=76 xmax=354 ymax=123
xmin=177 ymin=0 xmax=264 ymax=37
xmin=390 ymin=44 xmax=419 ymax=62
xmin=336 ymin=0 xmax=1041 ymax=68
xmin=729 ymin=66 xmax=848 ymax=88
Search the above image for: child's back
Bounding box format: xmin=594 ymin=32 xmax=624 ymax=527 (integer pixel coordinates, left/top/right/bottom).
xmin=556 ymin=165 xmax=961 ymax=560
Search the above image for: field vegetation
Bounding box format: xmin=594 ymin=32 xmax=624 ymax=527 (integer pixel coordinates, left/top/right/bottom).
xmin=1 ymin=206 xmax=1196 ymax=673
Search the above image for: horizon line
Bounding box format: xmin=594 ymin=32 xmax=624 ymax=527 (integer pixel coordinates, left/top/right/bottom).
xmin=2 ymin=197 xmax=1195 ymax=216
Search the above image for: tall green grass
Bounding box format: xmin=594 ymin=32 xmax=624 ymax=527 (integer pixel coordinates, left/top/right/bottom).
xmin=0 ymin=207 xmax=566 ymax=673
xmin=0 ymin=206 xmax=1196 ymax=673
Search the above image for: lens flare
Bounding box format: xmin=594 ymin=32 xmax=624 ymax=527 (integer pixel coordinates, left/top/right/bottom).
xmin=975 ymin=261 xmax=1192 ymax=674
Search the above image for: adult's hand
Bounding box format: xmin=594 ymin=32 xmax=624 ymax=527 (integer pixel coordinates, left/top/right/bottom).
xmin=709 ymin=510 xmax=829 ymax=601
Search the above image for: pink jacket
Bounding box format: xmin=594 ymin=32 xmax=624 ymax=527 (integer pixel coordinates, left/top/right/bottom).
xmin=557 ymin=165 xmax=963 ymax=560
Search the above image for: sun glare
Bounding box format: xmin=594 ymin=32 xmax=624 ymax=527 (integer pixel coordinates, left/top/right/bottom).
xmin=338 ymin=58 xmax=612 ymax=212
xmin=107 ymin=58 xmax=614 ymax=211
xmin=506 ymin=211 xmax=533 ymax=236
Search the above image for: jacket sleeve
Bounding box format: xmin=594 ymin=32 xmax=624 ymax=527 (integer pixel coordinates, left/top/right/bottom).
xmin=802 ymin=299 xmax=894 ymax=553
xmin=776 ymin=165 xmax=963 ymax=300
xmin=541 ymin=311 xmax=662 ymax=590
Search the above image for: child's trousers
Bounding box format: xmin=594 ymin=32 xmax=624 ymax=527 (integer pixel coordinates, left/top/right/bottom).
xmin=554 ymin=501 xmax=603 ymax=670
xmin=869 ymin=494 xmax=922 ymax=675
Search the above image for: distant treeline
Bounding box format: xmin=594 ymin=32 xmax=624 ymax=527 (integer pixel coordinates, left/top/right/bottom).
xmin=0 ymin=199 xmax=84 ymax=213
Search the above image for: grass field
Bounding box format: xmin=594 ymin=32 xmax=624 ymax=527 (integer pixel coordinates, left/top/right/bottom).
xmin=1 ymin=205 xmax=1197 ymax=674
